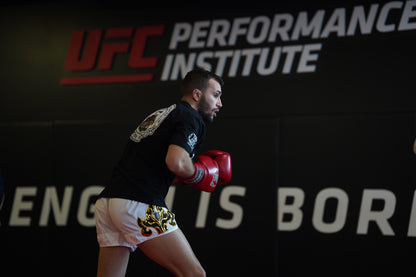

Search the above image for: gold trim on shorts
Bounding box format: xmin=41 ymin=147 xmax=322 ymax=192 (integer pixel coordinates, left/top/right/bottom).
xmin=137 ymin=204 xmax=177 ymax=237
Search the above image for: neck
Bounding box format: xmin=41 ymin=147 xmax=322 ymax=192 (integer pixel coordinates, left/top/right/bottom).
xmin=181 ymin=96 xmax=198 ymax=111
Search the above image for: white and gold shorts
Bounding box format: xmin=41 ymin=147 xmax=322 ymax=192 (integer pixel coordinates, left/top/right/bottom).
xmin=95 ymin=198 xmax=178 ymax=252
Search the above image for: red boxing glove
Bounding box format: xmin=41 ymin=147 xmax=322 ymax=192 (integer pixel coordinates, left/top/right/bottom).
xmin=201 ymin=150 xmax=232 ymax=185
xmin=176 ymin=155 xmax=219 ymax=192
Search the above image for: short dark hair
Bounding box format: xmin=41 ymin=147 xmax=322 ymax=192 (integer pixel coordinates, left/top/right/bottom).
xmin=180 ymin=68 xmax=224 ymax=97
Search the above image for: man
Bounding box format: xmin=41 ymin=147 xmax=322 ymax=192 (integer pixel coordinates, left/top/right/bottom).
xmin=94 ymin=68 xmax=232 ymax=277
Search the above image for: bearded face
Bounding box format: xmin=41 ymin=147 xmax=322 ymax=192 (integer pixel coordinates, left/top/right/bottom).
xmin=197 ymin=79 xmax=222 ymax=123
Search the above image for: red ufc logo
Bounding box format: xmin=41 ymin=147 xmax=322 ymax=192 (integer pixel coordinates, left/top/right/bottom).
xmin=60 ymin=25 xmax=164 ymax=85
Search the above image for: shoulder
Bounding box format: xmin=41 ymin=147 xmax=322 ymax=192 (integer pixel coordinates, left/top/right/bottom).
xmin=171 ymin=101 xmax=205 ymax=127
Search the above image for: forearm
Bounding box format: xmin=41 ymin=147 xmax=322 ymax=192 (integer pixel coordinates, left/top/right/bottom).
xmin=165 ymin=144 xmax=195 ymax=178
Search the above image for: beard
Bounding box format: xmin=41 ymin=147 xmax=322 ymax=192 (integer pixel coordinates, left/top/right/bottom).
xmin=198 ymin=95 xmax=214 ymax=123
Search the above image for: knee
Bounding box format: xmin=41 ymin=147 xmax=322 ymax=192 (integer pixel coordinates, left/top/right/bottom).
xmin=191 ymin=264 xmax=206 ymax=277
xmin=181 ymin=264 xmax=205 ymax=277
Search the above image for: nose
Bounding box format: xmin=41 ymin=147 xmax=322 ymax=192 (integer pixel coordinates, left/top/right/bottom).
xmin=217 ymin=97 xmax=223 ymax=108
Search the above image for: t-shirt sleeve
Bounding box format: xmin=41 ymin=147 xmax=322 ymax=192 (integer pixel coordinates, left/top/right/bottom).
xmin=169 ymin=115 xmax=200 ymax=155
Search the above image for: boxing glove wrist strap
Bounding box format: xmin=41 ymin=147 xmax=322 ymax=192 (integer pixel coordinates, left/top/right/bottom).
xmin=185 ymin=164 xmax=204 ymax=184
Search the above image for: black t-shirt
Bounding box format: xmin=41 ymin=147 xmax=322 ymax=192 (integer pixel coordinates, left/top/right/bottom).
xmin=98 ymin=101 xmax=206 ymax=207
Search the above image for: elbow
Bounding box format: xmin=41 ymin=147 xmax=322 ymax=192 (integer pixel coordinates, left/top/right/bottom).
xmin=166 ymin=156 xmax=188 ymax=177
xmin=165 ymin=144 xmax=194 ymax=178
xmin=166 ymin=158 xmax=181 ymax=175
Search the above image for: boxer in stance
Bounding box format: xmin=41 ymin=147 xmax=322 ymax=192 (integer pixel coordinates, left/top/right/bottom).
xmin=95 ymin=68 xmax=232 ymax=277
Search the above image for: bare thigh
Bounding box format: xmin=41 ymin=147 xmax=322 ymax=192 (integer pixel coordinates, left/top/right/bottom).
xmin=96 ymin=246 xmax=130 ymax=277
xmin=138 ymin=229 xmax=206 ymax=277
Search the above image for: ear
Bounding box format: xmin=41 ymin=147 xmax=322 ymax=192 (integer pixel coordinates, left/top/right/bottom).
xmin=191 ymin=89 xmax=202 ymax=102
